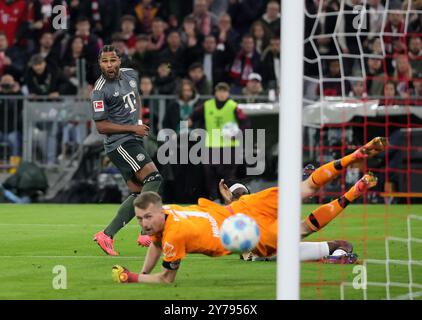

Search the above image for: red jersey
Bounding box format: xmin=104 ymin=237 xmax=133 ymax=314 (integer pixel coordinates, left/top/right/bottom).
xmin=0 ymin=0 xmax=27 ymax=45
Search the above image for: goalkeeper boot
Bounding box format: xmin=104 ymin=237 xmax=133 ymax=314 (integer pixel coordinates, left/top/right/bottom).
xmin=322 ymin=253 xmax=358 ymax=264
xmin=94 ymin=230 xmax=118 ymax=256
xmin=353 ymin=172 xmax=378 ymax=197
xmin=112 ymin=265 xmax=130 ymax=283
xmin=137 ymin=234 xmax=152 ymax=247
xmin=352 ymin=137 xmax=388 ymax=160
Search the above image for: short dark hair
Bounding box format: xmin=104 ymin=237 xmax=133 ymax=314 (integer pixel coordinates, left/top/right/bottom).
xmin=134 ymin=192 xmax=162 ymax=209
xmin=98 ymin=45 xmax=121 ymax=60
xmin=188 ymin=62 xmax=203 ymax=72
xmin=121 ymin=14 xmax=136 ymax=24
xmin=76 ymin=16 xmax=90 ymax=24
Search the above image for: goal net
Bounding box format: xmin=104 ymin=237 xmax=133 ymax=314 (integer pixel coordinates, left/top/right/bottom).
xmin=301 ymin=0 xmax=422 ymax=299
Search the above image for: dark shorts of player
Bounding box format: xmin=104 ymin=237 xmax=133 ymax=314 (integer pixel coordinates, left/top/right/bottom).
xmin=107 ymin=139 xmax=153 ymax=182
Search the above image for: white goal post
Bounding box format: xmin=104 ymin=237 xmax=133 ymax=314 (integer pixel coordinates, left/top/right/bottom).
xmin=277 ymin=0 xmax=305 ymax=300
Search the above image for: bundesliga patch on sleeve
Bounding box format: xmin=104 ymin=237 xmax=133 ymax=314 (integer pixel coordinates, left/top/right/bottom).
xmin=93 ymin=100 xmax=104 ymax=112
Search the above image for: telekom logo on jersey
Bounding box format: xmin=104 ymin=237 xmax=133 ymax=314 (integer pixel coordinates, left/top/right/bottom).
xmin=93 ymin=91 xmax=137 ymax=114
xmin=122 ymin=91 xmax=137 ymax=113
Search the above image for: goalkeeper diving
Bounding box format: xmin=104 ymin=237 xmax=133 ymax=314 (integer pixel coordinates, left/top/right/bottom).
xmin=112 ymin=137 xmax=387 ymax=284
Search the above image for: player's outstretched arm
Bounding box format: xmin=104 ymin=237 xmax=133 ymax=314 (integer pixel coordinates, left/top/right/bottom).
xmin=141 ymin=241 xmax=162 ymax=275
xmin=138 ymin=268 xmax=178 ymax=284
xmin=112 ymin=265 xmax=178 ymax=284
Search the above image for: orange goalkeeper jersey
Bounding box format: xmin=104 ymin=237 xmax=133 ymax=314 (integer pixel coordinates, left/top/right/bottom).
xmin=151 ymin=187 xmax=279 ymax=263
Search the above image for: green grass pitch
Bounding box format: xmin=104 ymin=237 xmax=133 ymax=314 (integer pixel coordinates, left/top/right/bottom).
xmin=0 ymin=203 xmax=421 ymax=300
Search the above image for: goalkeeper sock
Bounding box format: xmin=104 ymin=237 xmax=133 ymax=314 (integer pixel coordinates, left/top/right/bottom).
xmin=299 ymin=242 xmax=330 ymax=261
xmin=304 ymin=195 xmax=351 ymax=232
xmin=310 ymin=159 xmax=343 ymax=186
xmin=310 ymin=151 xmax=360 ymax=187
xmin=104 ymin=193 xmax=137 ymax=238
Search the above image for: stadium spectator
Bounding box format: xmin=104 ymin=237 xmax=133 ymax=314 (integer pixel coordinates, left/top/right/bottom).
xmin=393 ymin=54 xmax=413 ymax=97
xmin=139 ymin=75 xmax=159 ymax=134
xmin=370 ymin=37 xmax=384 ymax=56
xmin=187 ymin=34 xmax=233 ymax=87
xmin=188 ymin=82 xmax=250 ymax=200
xmin=313 ymin=0 xmax=340 ymax=56
xmin=24 ymin=54 xmax=67 ymax=98
xmin=383 ymin=9 xmax=407 ymax=56
xmin=25 ymin=54 xmax=64 ymax=165
xmin=227 ymin=0 xmax=264 ymax=36
xmin=153 ymin=60 xmax=177 ymax=94
xmin=25 ymin=0 xmax=70 ymax=50
xmin=180 ymin=16 xmax=199 ymax=49
xmin=158 ymin=30 xmax=186 ymax=78
xmin=365 ymin=57 xmax=385 ymax=97
xmin=250 ymin=20 xmax=271 ymax=56
xmin=162 ymin=79 xmax=203 ymax=203
xmin=338 ymin=0 xmax=369 ymax=76
xmin=110 ymin=33 xmax=131 ymax=66
xmin=242 ymin=72 xmax=266 ymax=103
xmin=229 ymin=34 xmax=262 ymax=93
xmin=410 ymin=73 xmax=422 ymax=105
xmin=187 ymin=62 xmax=212 ymax=95
xmin=209 ymin=0 xmax=229 ymax=17
xmin=131 ymin=0 xmax=162 ymax=34
xmin=131 ymin=35 xmax=156 ymax=77
xmin=188 ymin=0 xmax=218 ymax=37
xmin=163 ymin=79 xmax=199 ymax=134
xmin=0 ymin=32 xmax=26 ymax=79
xmin=120 ymin=15 xmax=137 ymax=56
xmin=31 ymin=31 xmax=61 ymax=69
xmin=380 ymin=80 xmax=399 ymax=105
xmin=261 ymin=36 xmax=280 ymax=90
xmin=0 ymin=0 xmax=27 ymax=46
xmin=408 ymin=35 xmax=422 ymax=73
xmin=216 ymin=13 xmax=239 ymax=52
xmin=407 ymin=10 xmax=422 ymax=34
xmin=349 ymin=80 xmax=365 ymax=99
xmin=367 ymin=0 xmax=385 ymax=41
xmin=147 ymin=18 xmax=167 ymax=52
xmin=69 ymin=0 xmax=121 ymax=44
xmin=0 ymin=73 xmax=23 ymax=157
xmin=61 ymin=35 xmax=97 ymax=92
xmin=259 ymin=0 xmax=280 ymax=37
xmin=317 ymin=59 xmax=350 ymax=97
xmin=72 ymin=16 xmax=103 ymax=63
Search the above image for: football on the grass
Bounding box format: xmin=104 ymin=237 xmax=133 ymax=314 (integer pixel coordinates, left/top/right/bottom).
xmin=220 ymin=213 xmax=260 ymax=252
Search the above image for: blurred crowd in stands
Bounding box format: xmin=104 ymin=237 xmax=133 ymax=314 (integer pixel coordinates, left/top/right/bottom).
xmin=0 ymin=0 xmax=421 ymax=174
xmin=0 ymin=0 xmax=420 ymax=101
